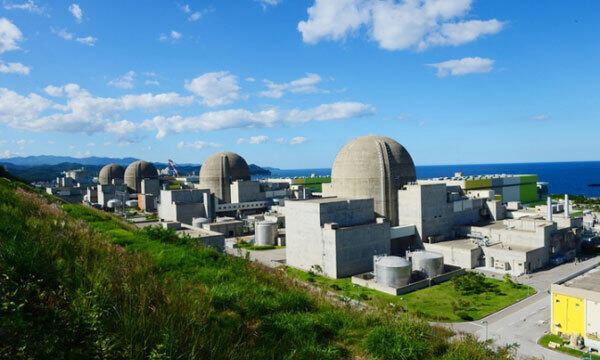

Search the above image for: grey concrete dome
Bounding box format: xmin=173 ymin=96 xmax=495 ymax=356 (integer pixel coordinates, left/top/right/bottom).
xmin=98 ymin=164 xmax=125 ymax=185
xmin=199 ymin=151 xmax=250 ymax=203
xmin=124 ymin=160 xmax=158 ymax=193
xmin=325 ymin=135 xmax=416 ymax=225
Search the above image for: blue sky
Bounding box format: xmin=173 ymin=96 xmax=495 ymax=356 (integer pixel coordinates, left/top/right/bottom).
xmin=0 ymin=0 xmax=598 ymax=168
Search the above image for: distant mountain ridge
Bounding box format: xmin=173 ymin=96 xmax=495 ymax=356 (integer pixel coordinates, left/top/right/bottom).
xmin=0 ymin=155 xmax=271 ymax=182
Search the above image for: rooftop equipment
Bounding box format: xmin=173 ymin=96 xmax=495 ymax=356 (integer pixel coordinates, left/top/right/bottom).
xmin=192 ymin=217 xmax=210 ymax=228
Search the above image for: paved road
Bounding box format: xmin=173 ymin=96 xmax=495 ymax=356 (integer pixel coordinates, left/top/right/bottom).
xmin=442 ymin=256 xmax=600 ymax=360
xmin=225 ymin=242 xmax=599 ymax=359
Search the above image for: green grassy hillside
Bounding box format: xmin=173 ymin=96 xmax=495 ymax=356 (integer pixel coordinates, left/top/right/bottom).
xmin=0 ymin=175 xmax=516 ymax=359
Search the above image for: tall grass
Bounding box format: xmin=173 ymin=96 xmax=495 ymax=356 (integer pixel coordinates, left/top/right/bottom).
xmin=0 ymin=177 xmax=516 ymax=359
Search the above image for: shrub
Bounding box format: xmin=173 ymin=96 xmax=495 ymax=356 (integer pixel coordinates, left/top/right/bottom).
xmin=455 ymin=311 xmax=474 ymax=321
xmin=451 ymin=272 xmax=495 ymax=295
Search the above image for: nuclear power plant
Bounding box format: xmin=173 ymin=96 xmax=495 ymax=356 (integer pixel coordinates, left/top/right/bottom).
xmin=48 ymin=133 xmax=584 ymax=298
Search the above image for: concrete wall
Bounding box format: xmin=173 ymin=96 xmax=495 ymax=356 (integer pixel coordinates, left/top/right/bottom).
xmin=424 ymin=242 xmax=481 ymax=269
xmin=329 ymin=220 xmax=390 ymax=278
xmin=141 ymin=178 xmax=160 ymax=196
xmin=286 ymin=198 xmax=390 ymax=278
xmin=202 ymin=220 xmax=244 ymax=237
xmin=230 ymin=180 xmax=265 ymax=203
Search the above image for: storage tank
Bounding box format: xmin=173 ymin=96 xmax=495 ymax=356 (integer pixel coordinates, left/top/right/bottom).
xmin=125 ymin=200 xmax=138 ymax=207
xmin=255 ymin=220 xmax=278 ymax=246
xmin=106 ymin=199 xmax=122 ymax=209
xmin=374 ymin=256 xmax=411 ymax=287
xmin=411 ymin=251 xmax=444 ymax=278
xmin=192 ymin=217 xmax=210 ymax=228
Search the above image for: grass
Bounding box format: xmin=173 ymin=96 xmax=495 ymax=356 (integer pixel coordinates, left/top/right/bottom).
xmin=0 ymin=175 xmax=519 ymax=359
xmin=237 ymin=243 xmax=285 ymax=251
xmin=286 ymin=267 xmax=535 ymax=322
xmin=539 ymin=334 xmax=600 ymax=359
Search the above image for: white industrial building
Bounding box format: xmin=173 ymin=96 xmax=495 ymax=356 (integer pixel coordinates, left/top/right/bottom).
xmin=286 ymin=197 xmax=390 ymax=278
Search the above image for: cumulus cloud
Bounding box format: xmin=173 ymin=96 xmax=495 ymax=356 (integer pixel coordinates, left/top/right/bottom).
xmin=260 ymin=73 xmax=327 ymax=98
xmin=428 ymin=57 xmax=494 ymax=77
xmin=298 ymin=0 xmax=504 ymax=51
xmin=51 ymin=27 xmax=73 ymax=40
xmin=177 ymin=140 xmax=222 ymax=150
xmin=108 ymin=70 xmax=136 ymax=89
xmin=237 ymin=135 xmax=269 ymax=144
xmin=275 ymin=136 xmax=308 ymax=145
xmin=185 ymin=71 xmax=241 ymax=107
xmin=144 ymin=101 xmax=375 ymax=139
xmin=0 ymin=18 xmax=23 ymax=53
xmin=0 ymin=60 xmax=29 ymax=74
xmin=69 ymin=3 xmax=83 ymax=22
xmin=4 ymin=0 xmax=44 ymax=14
xmin=0 ymin=85 xmax=194 ymax=138
xmin=145 ymin=79 xmax=159 ymax=86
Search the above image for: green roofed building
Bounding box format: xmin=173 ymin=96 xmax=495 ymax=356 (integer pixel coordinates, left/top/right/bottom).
xmin=419 ymin=173 xmax=539 ymax=204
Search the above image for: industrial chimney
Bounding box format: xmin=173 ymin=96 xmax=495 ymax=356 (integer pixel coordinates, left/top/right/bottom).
xmin=547 ymin=196 xmax=553 ymax=221
xmin=564 ymin=194 xmax=570 ymax=218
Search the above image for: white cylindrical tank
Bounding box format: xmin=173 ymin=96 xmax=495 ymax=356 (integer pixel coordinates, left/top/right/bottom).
xmin=374 ymin=256 xmax=411 ymax=287
xmin=125 ymin=200 xmax=138 ymax=207
xmin=255 ymin=220 xmax=277 ymax=246
xmin=106 ymin=199 xmax=122 ymax=209
xmin=411 ymin=251 xmax=444 ymax=278
xmin=192 ymin=217 xmax=210 ymax=228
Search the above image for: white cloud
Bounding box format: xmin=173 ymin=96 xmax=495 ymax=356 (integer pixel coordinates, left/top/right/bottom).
xmin=108 ymin=70 xmax=136 ymax=89
xmin=298 ymin=0 xmax=504 ymax=51
xmin=4 ymin=0 xmax=44 ymax=14
xmin=144 ymin=101 xmax=375 ymax=139
xmin=170 ymin=30 xmax=182 ymax=39
xmin=237 ymin=135 xmax=269 ymax=144
xmin=179 ymin=4 xmax=191 ymax=13
xmin=189 ymin=12 xmax=202 ymax=21
xmin=0 ymin=150 xmax=25 ymax=158
xmin=185 ymin=71 xmax=241 ymax=107
xmin=428 ymin=57 xmax=494 ymax=77
xmin=245 ymin=77 xmax=256 ymax=82
xmin=69 ymin=4 xmax=83 ymax=23
xmin=76 ymin=36 xmax=96 ymax=46
xmin=177 ymin=140 xmax=221 ymax=150
xmin=0 ymin=85 xmax=194 ymax=138
xmin=531 ymin=115 xmax=549 ymax=121
xmin=52 ymin=27 xmax=96 ymax=46
xmin=289 ymin=136 xmax=308 ymax=145
xmin=51 ymin=27 xmax=73 ymax=40
xmin=0 ymin=61 xmax=29 ymax=74
xmin=145 ymin=79 xmax=159 ymax=86
xmin=159 ymin=30 xmax=182 ymax=42
xmin=260 ymin=73 xmax=326 ymax=98
xmin=275 ymin=136 xmax=308 ymax=145
xmin=256 ymin=0 xmax=282 ymax=9
xmin=0 ymin=18 xmax=23 ymax=53
xmin=15 ymin=139 xmax=33 ymax=146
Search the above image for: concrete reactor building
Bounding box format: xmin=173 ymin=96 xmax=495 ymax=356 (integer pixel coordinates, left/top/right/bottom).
xmin=98 ymin=164 xmax=125 ymax=185
xmin=124 ymin=160 xmax=158 ymax=193
xmin=199 ymin=151 xmax=251 ymax=203
xmin=323 ymin=135 xmax=416 ymax=226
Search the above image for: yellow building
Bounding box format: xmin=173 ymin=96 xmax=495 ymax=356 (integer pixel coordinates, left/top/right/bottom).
xmin=551 ymin=267 xmax=600 ymax=350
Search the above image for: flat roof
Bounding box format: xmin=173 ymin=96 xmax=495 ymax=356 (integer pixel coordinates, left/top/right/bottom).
xmin=562 ymin=267 xmax=600 ymax=293
xmin=426 ymin=238 xmax=480 ymax=250
xmin=287 ymin=197 xmax=363 ymax=204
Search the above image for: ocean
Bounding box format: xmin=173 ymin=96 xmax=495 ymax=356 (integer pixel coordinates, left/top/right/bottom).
xmin=262 ymin=161 xmax=600 ymax=198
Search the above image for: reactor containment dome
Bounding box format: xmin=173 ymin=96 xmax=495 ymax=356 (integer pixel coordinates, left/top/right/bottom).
xmin=324 ymin=135 xmax=416 ymax=226
xmin=124 ymin=160 xmax=158 ymax=193
xmin=98 ymin=164 xmax=125 ymax=185
xmin=199 ymin=151 xmax=251 ymax=203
